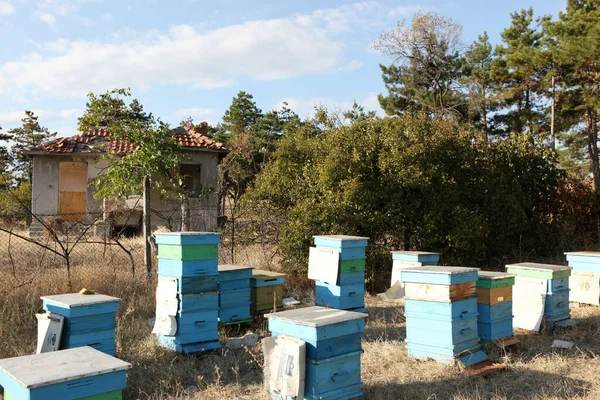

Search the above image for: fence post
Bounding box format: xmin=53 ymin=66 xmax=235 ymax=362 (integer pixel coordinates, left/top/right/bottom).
xmin=144 ymin=175 xmax=152 ymax=278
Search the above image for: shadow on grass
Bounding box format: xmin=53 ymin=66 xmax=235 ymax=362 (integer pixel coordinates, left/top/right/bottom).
xmin=364 ymin=304 xmax=406 ymax=342
xmin=364 ymin=369 xmax=591 ymax=400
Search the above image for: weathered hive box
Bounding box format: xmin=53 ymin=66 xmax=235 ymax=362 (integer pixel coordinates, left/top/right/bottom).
xmin=312 ymin=235 xmax=369 ymax=313
xmin=0 ymin=347 xmax=131 ymax=400
xmin=476 ymin=271 xmax=515 ymax=341
xmin=506 ymin=262 xmax=575 ymax=328
xmin=401 ymin=266 xmax=487 ymax=366
xmin=251 ymin=270 xmax=286 ymax=315
xmin=266 ymin=306 xmax=367 ymax=400
xmin=218 ymin=264 xmax=253 ymax=324
xmin=154 ymin=232 xmax=221 ymax=353
xmin=565 ymin=252 xmax=600 ymax=305
xmin=390 ymin=251 xmax=440 ymax=295
xmin=41 ymin=293 xmax=119 ymax=356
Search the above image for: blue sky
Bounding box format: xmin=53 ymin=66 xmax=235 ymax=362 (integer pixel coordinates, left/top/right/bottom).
xmin=0 ymin=0 xmax=565 ymax=139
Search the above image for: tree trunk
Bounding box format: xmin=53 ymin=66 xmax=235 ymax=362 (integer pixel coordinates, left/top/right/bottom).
xmin=143 ymin=175 xmax=152 ymax=278
xmin=181 ymin=197 xmax=190 ymax=232
xmin=482 ymin=85 xmax=488 ymax=142
xmin=551 ymin=76 xmax=556 ymax=151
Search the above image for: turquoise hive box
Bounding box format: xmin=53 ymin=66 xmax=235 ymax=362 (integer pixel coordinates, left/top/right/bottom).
xmin=391 ymin=251 xmax=440 ymax=265
xmin=266 ymin=306 xmax=367 ymax=400
xmin=312 ymin=235 xmax=369 ymax=313
xmin=154 ymin=232 xmax=221 ymax=353
xmin=476 ymin=271 xmax=515 ymax=341
xmin=218 ymin=264 xmax=253 ymax=324
xmin=41 ymin=293 xmax=119 ymax=356
xmin=401 ymin=266 xmax=487 ymax=366
xmin=0 ymin=347 xmax=131 ymax=400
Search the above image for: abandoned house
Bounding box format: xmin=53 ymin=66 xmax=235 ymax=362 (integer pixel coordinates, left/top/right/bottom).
xmin=24 ymin=123 xmax=228 ymax=237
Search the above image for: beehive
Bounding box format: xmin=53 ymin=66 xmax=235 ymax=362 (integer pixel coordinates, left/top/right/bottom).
xmin=390 ymin=251 xmax=440 ymax=291
xmin=251 ymin=270 xmax=286 ymax=315
xmin=476 ymin=271 xmax=515 ymax=341
xmin=266 ymin=306 xmax=367 ymax=400
xmin=565 ymin=252 xmax=600 ymax=305
xmin=0 ymin=347 xmax=131 ymax=400
xmin=506 ymin=262 xmax=576 ymax=328
xmin=155 ymin=232 xmax=221 ymax=353
xmin=41 ymin=293 xmax=119 ymax=356
xmin=402 ymin=266 xmax=487 ymax=366
xmin=218 ymin=264 xmax=253 ymax=324
xmin=312 ymin=235 xmax=368 ymax=313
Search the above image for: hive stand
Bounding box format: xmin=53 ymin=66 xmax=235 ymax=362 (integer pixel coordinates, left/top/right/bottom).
xmin=565 ymin=252 xmax=600 ymax=306
xmin=0 ymin=347 xmax=131 ymax=400
xmin=312 ymin=235 xmax=369 ymax=313
xmin=218 ymin=264 xmax=253 ymax=325
xmin=506 ymin=262 xmax=577 ymax=329
xmin=41 ymin=293 xmax=119 ymax=356
xmin=251 ymin=270 xmax=286 ymax=316
xmin=155 ymin=232 xmax=221 ymax=353
xmin=402 ymin=266 xmax=488 ymax=366
xmin=266 ymin=306 xmax=367 ymax=400
xmin=476 ymin=271 xmax=515 ymax=342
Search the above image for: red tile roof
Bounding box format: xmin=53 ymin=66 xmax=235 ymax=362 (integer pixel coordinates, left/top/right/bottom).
xmin=29 ymin=125 xmax=228 ymax=155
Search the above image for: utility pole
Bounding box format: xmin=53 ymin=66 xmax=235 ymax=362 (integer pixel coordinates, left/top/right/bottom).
xmin=551 ymin=75 xmax=556 ymax=151
xmin=143 ymin=175 xmax=152 ymax=278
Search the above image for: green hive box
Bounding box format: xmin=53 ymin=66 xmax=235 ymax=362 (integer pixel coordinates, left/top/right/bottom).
xmin=506 ymin=262 xmax=572 ymax=280
xmin=158 ymin=244 xmax=219 ymax=260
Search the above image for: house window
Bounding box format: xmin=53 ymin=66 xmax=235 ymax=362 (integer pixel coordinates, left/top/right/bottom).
xmin=180 ymin=164 xmax=202 ymax=197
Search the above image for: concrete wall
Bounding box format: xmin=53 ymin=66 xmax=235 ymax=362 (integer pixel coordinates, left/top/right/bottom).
xmin=30 ymin=149 xmax=222 ymax=234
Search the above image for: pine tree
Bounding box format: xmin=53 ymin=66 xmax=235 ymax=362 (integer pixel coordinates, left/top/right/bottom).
xmin=9 ymin=111 xmax=56 ymax=183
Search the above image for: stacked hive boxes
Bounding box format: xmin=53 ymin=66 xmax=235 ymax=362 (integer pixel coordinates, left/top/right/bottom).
xmin=313 ymin=235 xmax=369 ymax=312
xmin=41 ymin=293 xmax=119 ymax=356
xmin=390 ymin=251 xmax=440 ymax=291
xmin=506 ymin=262 xmax=576 ymax=328
xmin=155 ymin=232 xmax=221 ymax=353
xmin=565 ymin=252 xmax=600 ymax=305
xmin=266 ymin=306 xmax=367 ymax=400
xmin=0 ymin=347 xmax=131 ymax=400
xmin=402 ymin=266 xmax=488 ymax=366
xmin=251 ymin=270 xmax=286 ymax=316
xmin=476 ymin=271 xmax=515 ymax=341
xmin=218 ymin=264 xmax=253 ymax=324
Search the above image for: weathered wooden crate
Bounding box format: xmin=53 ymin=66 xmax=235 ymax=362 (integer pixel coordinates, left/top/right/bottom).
xmin=0 ymin=347 xmax=131 ymax=400
xmin=266 ymin=306 xmax=366 ymax=399
xmin=154 ymin=232 xmax=221 ymax=246
xmin=391 ymin=251 xmax=440 ymax=265
xmin=41 ymin=293 xmax=119 ymax=356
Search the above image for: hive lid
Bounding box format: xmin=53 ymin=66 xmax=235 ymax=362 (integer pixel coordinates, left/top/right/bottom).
xmin=154 ymin=232 xmax=221 ymax=236
xmin=478 ymin=271 xmax=515 ymax=280
xmin=391 ymin=251 xmax=439 ymax=256
xmin=0 ymin=347 xmax=131 ymax=389
xmin=313 ymin=235 xmax=369 ymax=241
xmin=266 ymin=306 xmax=367 ymax=327
xmin=565 ymin=251 xmax=600 ymax=257
xmin=252 ymin=270 xmax=286 ymax=280
xmin=506 ymin=262 xmax=571 ymax=272
xmin=401 ymin=266 xmax=477 ymax=275
xmin=218 ymin=264 xmax=253 ymax=272
xmin=41 ymin=293 xmax=120 ymax=307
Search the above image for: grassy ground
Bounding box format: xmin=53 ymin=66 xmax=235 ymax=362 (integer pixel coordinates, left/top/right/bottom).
xmin=1 ymin=232 xmax=600 ymax=399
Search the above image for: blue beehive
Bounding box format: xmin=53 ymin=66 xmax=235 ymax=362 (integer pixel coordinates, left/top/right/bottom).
xmin=476 ymin=271 xmax=515 ymax=341
xmin=0 ymin=347 xmax=131 ymax=400
xmin=266 ymin=306 xmax=367 ymax=400
xmin=401 ymin=266 xmax=487 ymax=366
xmin=218 ymin=264 xmax=253 ymax=324
xmin=41 ymin=293 xmax=119 ymax=356
xmin=565 ymin=252 xmax=600 ymax=306
xmin=391 ymin=251 xmax=440 ymax=265
xmin=506 ymin=262 xmax=576 ymax=329
xmin=155 ymin=232 xmax=221 ymax=353
xmin=312 ymin=235 xmax=369 ymax=313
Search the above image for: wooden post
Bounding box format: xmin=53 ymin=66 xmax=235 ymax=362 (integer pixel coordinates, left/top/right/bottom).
xmin=551 ymin=75 xmax=556 ymax=151
xmin=181 ymin=198 xmax=190 ymax=232
xmin=143 ymin=175 xmax=152 ymax=278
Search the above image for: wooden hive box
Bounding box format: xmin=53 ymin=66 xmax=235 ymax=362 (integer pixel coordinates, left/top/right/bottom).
xmin=158 ymin=259 xmax=219 ymax=278
xmin=0 ymin=347 xmax=131 ymax=400
xmin=391 ymin=251 xmax=440 ymax=265
xmin=218 ymin=265 xmax=253 ymax=323
xmin=402 ymin=266 xmax=478 ymax=302
xmin=266 ymin=306 xmax=366 ymax=399
xmin=475 ymin=271 xmax=515 ymax=340
xmin=506 ymin=262 xmax=572 ymax=280
xmin=154 ymin=232 xmax=221 ymax=246
xmin=251 ymin=270 xmax=285 ymax=314
xmin=155 ymin=233 xmax=221 ymax=275
xmin=476 ymin=271 xmax=515 ymax=305
xmin=41 ymin=293 xmax=119 ymax=356
xmin=565 ymin=251 xmax=600 ymax=273
xmin=312 ymin=235 xmax=369 ymax=250
xmin=314 ymin=282 xmax=364 ymax=310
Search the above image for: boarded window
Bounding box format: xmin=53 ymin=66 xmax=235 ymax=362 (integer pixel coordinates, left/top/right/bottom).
xmin=180 ymin=164 xmax=202 ymax=197
xmin=59 ymin=162 xmax=87 ymax=222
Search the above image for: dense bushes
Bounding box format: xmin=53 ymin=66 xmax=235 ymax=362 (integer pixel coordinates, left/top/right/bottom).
xmin=243 ymin=115 xmax=597 ymax=291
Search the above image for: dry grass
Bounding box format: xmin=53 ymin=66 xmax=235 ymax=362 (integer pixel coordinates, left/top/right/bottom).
xmin=2 ymin=232 xmax=600 ymax=399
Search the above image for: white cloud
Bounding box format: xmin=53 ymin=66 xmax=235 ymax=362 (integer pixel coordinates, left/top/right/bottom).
xmin=101 ymin=12 xmax=112 ymax=21
xmin=0 ymin=2 xmax=15 ymax=16
xmin=38 ymin=13 xmax=56 ymax=27
xmin=0 ymin=109 xmax=80 ymax=127
xmin=174 ymin=108 xmax=216 ymax=118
